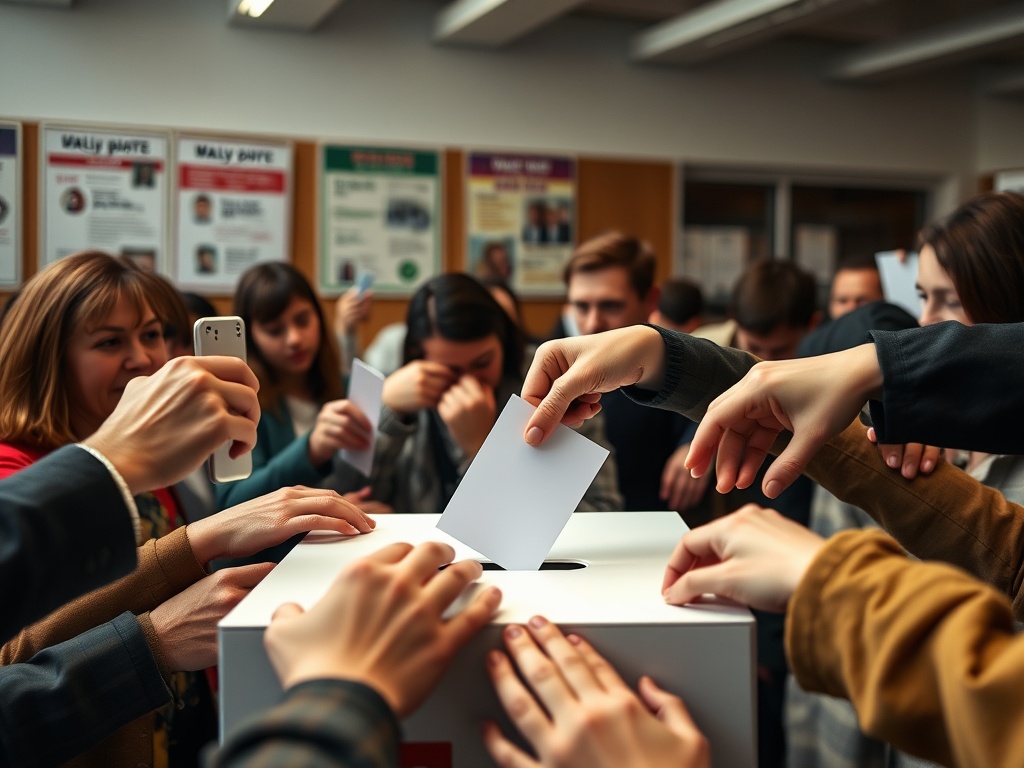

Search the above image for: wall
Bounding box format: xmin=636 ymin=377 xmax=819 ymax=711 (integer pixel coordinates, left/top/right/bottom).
xmin=0 ymin=0 xmax=1001 ymax=337
xmin=0 ymin=0 xmax=979 ymax=176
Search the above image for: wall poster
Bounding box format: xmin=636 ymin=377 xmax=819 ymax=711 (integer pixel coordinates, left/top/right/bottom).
xmin=319 ymin=144 xmax=441 ymax=296
xmin=175 ymin=134 xmax=293 ymax=292
xmin=41 ymin=123 xmax=169 ymax=272
xmin=0 ymin=122 xmax=20 ymax=286
xmin=466 ymin=152 xmax=576 ymax=296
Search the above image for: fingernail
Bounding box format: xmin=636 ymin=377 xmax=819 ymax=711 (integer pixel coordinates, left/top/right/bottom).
xmin=765 ymin=479 xmax=781 ymax=499
xmin=887 ymin=455 xmax=899 ymax=468
xmin=528 ymin=615 xmax=546 ymax=628
xmin=487 ymin=650 xmax=503 ymax=668
xmin=506 ymin=625 xmax=522 ymax=639
xmin=567 ymin=634 xmax=582 ymax=646
xmin=922 ymin=460 xmax=933 ymax=472
xmin=526 ymin=427 xmax=543 ymax=445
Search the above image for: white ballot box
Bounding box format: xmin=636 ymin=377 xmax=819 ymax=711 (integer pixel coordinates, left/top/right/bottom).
xmin=219 ymin=512 xmax=757 ymax=767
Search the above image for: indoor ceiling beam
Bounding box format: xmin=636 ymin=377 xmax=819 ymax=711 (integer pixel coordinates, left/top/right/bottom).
xmin=434 ymin=0 xmax=589 ymax=47
xmin=631 ymin=0 xmax=878 ymax=65
xmin=227 ymin=0 xmax=345 ymax=31
xmin=828 ymin=1 xmax=1024 ymax=82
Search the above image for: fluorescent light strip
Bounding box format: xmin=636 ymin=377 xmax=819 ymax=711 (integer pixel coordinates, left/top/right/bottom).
xmin=237 ymin=0 xmax=276 ymax=18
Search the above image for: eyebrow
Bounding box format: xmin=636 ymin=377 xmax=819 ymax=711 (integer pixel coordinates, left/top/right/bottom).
xmin=90 ymin=316 xmax=161 ymax=333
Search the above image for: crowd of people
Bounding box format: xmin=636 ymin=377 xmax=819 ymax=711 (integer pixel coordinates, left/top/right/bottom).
xmin=3 ymin=189 xmax=1024 ymax=767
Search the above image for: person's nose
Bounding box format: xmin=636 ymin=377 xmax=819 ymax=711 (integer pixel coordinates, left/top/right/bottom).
xmin=285 ymin=324 xmax=303 ymax=347
xmin=124 ymin=338 xmax=154 ymax=371
xmin=918 ymin=299 xmax=939 ymax=327
xmin=579 ymin=308 xmax=605 ymax=336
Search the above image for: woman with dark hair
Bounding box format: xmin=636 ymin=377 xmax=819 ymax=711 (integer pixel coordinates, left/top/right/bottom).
xmin=336 ymin=273 xmax=621 ymax=514
xmin=217 ymin=262 xmax=389 ymax=520
xmin=916 ymin=190 xmax=1024 ymax=326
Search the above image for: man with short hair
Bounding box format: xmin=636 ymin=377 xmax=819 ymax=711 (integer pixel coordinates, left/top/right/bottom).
xmin=563 ymin=233 xmax=697 ymax=514
xmin=829 ymin=257 xmax=884 ymax=319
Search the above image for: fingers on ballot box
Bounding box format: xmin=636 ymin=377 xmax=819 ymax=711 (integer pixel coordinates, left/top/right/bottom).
xmin=219 ymin=512 xmax=756 ymax=767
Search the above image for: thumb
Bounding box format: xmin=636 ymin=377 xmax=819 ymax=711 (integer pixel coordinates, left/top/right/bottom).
xmin=663 ymin=561 xmax=735 ymax=607
xmin=638 ymin=676 xmax=696 ymax=733
xmin=762 ymin=436 xmax=819 ymax=499
xmin=347 ymin=485 xmax=372 ymax=501
xmin=230 ymin=561 xmax=276 ymax=589
xmin=270 ymin=602 xmax=305 ymax=623
xmin=523 ymin=376 xmax=584 ymax=446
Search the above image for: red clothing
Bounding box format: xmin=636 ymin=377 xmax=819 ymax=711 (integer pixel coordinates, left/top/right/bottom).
xmin=0 ymin=441 xmax=181 ymax=530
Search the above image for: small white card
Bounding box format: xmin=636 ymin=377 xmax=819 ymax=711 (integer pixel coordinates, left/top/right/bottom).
xmin=875 ymin=250 xmax=920 ymax=318
xmin=437 ymin=394 xmax=610 ymax=571
xmin=339 ymin=359 xmax=384 ymax=477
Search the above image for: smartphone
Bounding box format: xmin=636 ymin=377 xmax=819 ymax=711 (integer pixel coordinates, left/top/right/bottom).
xmin=354 ymin=271 xmax=374 ymax=298
xmin=193 ymin=316 xmax=253 ymax=483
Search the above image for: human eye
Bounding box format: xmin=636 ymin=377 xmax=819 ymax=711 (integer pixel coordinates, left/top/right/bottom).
xmin=471 ymin=353 xmax=494 ymax=371
xmin=94 ymin=336 xmax=121 ymax=350
xmin=598 ymin=301 xmax=626 ymax=314
xmin=142 ymin=328 xmax=163 ymax=343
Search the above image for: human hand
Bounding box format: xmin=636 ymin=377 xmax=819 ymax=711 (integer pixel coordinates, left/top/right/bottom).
xmin=866 ymin=427 xmax=941 ymax=479
xmin=662 ymin=505 xmax=824 ymax=612
xmin=382 ymin=361 xmax=457 ymax=415
xmin=84 ymin=356 xmax=260 ymax=495
xmin=437 ymin=375 xmax=497 ymax=460
xmin=685 ymin=344 xmax=883 ymax=499
xmin=483 ymin=616 xmax=709 ymax=768
xmin=150 ymin=562 xmax=274 ymax=671
xmin=308 ymin=399 xmax=373 ymax=466
xmin=186 ymin=486 xmax=375 ymax=566
xmin=342 ymin=485 xmax=393 ymax=515
xmin=521 ymin=326 xmax=666 ymax=446
xmin=263 ymin=541 xmax=502 ymax=716
xmin=334 ymin=289 xmax=372 ymax=337
xmin=661 ymin=445 xmax=712 ymax=513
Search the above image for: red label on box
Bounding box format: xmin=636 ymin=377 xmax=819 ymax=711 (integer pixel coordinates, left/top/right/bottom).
xmin=400 ymin=742 xmax=453 ymax=768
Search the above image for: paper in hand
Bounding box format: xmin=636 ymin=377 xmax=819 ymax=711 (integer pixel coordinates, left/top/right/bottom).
xmin=338 ymin=359 xmax=384 ymax=477
xmin=437 ymin=394 xmax=610 ymax=570
xmin=875 ymin=250 xmax=920 ymax=318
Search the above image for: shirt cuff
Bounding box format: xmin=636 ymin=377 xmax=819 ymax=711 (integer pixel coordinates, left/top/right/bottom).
xmin=75 ymin=442 xmax=142 ymax=544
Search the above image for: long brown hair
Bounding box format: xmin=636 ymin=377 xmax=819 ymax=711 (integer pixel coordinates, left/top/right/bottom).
xmin=0 ymin=251 xmax=161 ymax=449
xmin=234 ymin=262 xmax=343 ymax=414
xmin=919 ymin=191 xmax=1024 ymax=324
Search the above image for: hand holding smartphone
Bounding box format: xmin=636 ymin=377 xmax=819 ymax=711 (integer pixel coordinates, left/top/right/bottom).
xmin=193 ymin=316 xmax=253 ymax=483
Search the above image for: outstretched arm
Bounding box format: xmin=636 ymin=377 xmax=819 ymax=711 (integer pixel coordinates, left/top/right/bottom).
xmin=662 ymin=505 xmax=1024 ymax=768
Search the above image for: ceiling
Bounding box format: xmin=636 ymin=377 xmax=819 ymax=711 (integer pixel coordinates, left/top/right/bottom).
xmin=257 ymin=0 xmax=1024 ymax=94
xmin=11 ymin=0 xmax=1024 ymax=95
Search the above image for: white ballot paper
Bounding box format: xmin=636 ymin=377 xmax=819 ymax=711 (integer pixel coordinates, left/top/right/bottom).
xmin=876 ymin=250 xmax=920 ymax=318
xmin=437 ymin=394 xmax=610 ymax=570
xmin=338 ymin=359 xmax=384 ymax=477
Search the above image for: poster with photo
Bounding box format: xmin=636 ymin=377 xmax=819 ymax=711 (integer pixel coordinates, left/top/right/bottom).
xmin=175 ymin=135 xmax=293 ymax=292
xmin=466 ymin=152 xmax=575 ymax=296
xmin=319 ymin=144 xmax=441 ymax=295
xmin=41 ymin=124 xmax=169 ymax=272
xmin=0 ymin=123 xmax=20 ymax=286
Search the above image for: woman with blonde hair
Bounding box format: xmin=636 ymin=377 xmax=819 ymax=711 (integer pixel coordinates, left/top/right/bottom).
xmin=0 ymin=251 xmax=374 ymax=767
